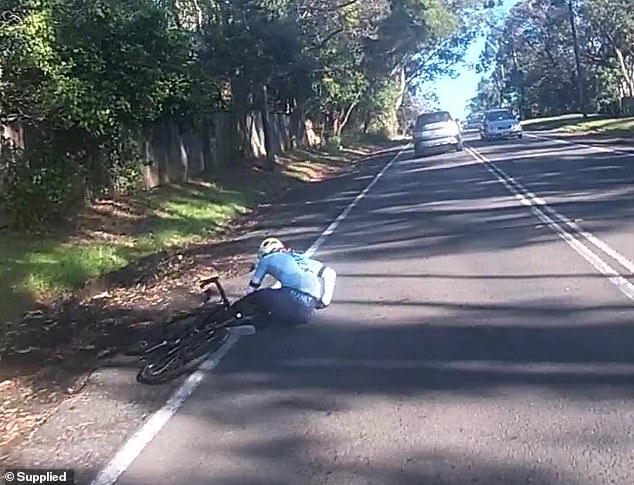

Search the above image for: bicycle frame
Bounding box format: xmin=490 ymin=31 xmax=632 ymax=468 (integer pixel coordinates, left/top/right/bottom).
xmin=139 ymin=276 xmax=234 ymax=357
xmin=199 ymin=275 xmax=232 ymax=308
xmin=136 ymin=275 xmax=256 ymax=384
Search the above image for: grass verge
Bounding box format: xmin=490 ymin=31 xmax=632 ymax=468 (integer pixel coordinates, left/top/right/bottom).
xmin=0 ymin=183 xmax=255 ymax=325
xmin=0 ymin=147 xmax=355 ymax=325
xmin=341 ymin=131 xmax=410 ymax=148
xmin=522 ymin=113 xmax=634 ymax=135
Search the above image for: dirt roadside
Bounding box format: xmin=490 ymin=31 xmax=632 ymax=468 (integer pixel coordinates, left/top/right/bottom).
xmin=1 ymin=142 xmax=404 ymax=474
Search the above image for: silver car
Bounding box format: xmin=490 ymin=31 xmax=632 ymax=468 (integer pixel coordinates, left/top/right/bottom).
xmin=480 ymin=108 xmax=523 ymax=140
xmin=412 ymin=111 xmax=463 ymax=157
xmin=463 ymin=113 xmax=483 ymax=130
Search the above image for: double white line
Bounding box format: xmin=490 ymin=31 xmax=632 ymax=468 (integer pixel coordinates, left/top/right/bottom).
xmin=465 ymin=146 xmax=634 ymax=302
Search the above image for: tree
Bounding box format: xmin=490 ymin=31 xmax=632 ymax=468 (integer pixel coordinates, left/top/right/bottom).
xmin=477 ymin=0 xmax=632 ymax=118
xmin=583 ymin=0 xmax=634 ymax=98
xmin=398 ymin=86 xmax=439 ymax=131
xmin=0 ymin=0 xmax=492 ymax=227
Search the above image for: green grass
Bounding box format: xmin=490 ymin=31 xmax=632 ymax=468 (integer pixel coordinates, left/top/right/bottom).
xmin=562 ymin=117 xmax=634 ymax=135
xmin=136 ymin=183 xmax=254 ymax=251
xmin=0 ymin=144 xmax=360 ymax=325
xmin=522 ymin=114 xmax=634 ymax=135
xmin=0 ymin=181 xmax=257 ymax=324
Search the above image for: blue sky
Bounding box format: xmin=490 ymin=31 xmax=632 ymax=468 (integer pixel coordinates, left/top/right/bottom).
xmin=433 ymin=0 xmax=518 ymax=119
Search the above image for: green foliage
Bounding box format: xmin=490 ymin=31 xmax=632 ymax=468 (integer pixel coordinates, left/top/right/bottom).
xmin=325 ymin=135 xmax=343 ymax=152
xmin=0 ymin=0 xmax=488 ymax=230
xmin=357 ymin=79 xmax=402 ymax=136
xmin=0 ymin=0 xmax=214 ymax=229
xmin=471 ymin=0 xmax=634 ymax=118
xmin=1 ymin=0 xmax=200 ymax=129
xmin=320 ymin=71 xmax=368 ymax=119
xmin=2 ymin=145 xmax=85 ymax=229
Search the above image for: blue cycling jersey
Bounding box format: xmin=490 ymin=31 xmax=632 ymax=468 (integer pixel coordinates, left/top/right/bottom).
xmin=250 ymin=251 xmax=323 ymax=300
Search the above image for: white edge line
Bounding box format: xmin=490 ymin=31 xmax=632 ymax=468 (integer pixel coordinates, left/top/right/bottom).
xmin=90 ymin=146 xmax=407 ymax=485
xmin=465 ymin=146 xmax=634 ymax=301
xmin=304 ymin=145 xmax=408 ymax=257
xmin=90 ymin=326 xmax=253 ymax=485
xmin=481 ymin=156 xmax=634 ymax=275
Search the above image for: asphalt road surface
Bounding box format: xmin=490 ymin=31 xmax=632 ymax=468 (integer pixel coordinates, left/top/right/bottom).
xmin=103 ymin=132 xmax=634 ymax=485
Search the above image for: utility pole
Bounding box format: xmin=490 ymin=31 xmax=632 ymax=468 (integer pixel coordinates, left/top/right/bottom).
xmin=567 ymin=0 xmax=587 ymax=117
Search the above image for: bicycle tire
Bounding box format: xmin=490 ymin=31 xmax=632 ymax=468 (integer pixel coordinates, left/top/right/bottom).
xmin=125 ymin=304 xmax=225 ymax=356
xmin=136 ymin=327 xmax=230 ymax=384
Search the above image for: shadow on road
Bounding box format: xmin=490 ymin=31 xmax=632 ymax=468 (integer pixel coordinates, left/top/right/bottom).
xmin=84 ymin=295 xmax=634 ymax=484
xmin=11 ymin=135 xmax=634 ymax=484
xmin=99 ymin=449 xmax=578 ymax=485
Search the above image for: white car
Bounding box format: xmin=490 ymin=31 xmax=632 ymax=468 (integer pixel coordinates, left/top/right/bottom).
xmin=412 ymin=111 xmax=463 ymax=157
xmin=480 ymin=109 xmax=523 ymax=140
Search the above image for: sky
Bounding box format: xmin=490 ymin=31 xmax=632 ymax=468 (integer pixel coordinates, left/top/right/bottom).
xmin=433 ymin=0 xmax=518 ymax=119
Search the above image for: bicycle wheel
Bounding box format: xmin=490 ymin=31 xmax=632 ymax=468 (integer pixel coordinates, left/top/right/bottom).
xmin=125 ymin=304 xmax=225 ymax=356
xmin=136 ymin=324 xmax=230 ymax=385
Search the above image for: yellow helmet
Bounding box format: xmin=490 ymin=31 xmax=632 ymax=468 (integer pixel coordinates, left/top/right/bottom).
xmin=258 ymin=237 xmax=285 ymax=259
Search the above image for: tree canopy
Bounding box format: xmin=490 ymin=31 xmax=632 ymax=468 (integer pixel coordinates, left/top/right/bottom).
xmin=1 ymin=0 xmax=490 ymax=227
xmin=469 ymin=0 xmax=634 ymax=118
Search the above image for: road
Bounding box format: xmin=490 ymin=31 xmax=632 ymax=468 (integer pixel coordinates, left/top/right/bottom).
xmin=103 ymin=132 xmax=634 ymax=484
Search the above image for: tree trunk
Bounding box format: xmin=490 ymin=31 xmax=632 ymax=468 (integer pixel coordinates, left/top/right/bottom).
xmin=615 ymin=47 xmax=634 ymax=98
xmin=289 ymin=97 xmax=303 ymax=148
xmin=363 ymin=113 xmax=371 ymax=134
xmin=331 ymin=112 xmax=341 ymax=137
xmin=394 ymin=67 xmax=407 ymax=113
xmin=567 ymin=0 xmax=586 ymax=117
xmin=260 ymin=84 xmax=276 ymax=170
xmin=231 ymin=76 xmax=252 ymax=162
xmin=332 ymin=101 xmax=358 ymax=137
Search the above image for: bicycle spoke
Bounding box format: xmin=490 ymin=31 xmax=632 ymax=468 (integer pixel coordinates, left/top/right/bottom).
xmin=135 ymin=277 xmax=238 ymax=384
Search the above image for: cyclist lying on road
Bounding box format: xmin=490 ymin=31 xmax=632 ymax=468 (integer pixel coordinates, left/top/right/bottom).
xmin=233 ymin=237 xmax=337 ymax=326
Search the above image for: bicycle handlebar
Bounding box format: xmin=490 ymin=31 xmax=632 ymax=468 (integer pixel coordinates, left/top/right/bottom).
xmin=199 ymin=276 xmax=219 ymax=288
xmin=199 ymin=275 xmax=231 ymax=308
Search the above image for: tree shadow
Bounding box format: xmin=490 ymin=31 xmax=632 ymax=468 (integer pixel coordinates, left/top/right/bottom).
xmin=102 ymin=448 xmax=582 ymax=485
xmin=62 ymin=293 xmax=634 ymax=484
xmin=0 ymin=148 xmax=398 ymax=461
xmin=465 ymin=137 xmax=634 ymax=233
xmin=5 ymin=137 xmax=634 ymax=482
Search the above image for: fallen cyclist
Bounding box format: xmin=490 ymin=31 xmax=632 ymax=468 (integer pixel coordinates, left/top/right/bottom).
xmin=232 ymin=237 xmax=337 ymax=327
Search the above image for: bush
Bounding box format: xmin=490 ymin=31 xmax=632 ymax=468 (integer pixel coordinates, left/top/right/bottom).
xmin=0 ymin=128 xmax=144 ymax=229
xmin=2 ymin=147 xmax=85 ymax=229
xmin=325 ymin=135 xmax=342 ymax=152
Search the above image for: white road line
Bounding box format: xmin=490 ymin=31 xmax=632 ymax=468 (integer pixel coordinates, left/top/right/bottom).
xmin=90 ymin=325 xmax=255 ymax=485
xmin=478 ymin=156 xmax=634 ymax=275
xmin=90 ymin=146 xmax=408 ymax=485
xmin=526 ymin=133 xmax=631 ymax=155
xmin=304 ymin=145 xmax=408 ymax=257
xmin=465 ymin=146 xmax=634 ymax=302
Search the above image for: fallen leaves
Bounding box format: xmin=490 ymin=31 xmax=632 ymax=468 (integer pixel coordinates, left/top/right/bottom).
xmin=0 ymin=230 xmax=257 ymax=463
xmin=0 ymin=146 xmax=356 ymax=463
xmin=0 ymin=376 xmax=63 ymax=458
